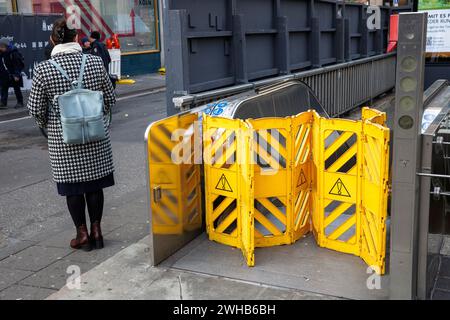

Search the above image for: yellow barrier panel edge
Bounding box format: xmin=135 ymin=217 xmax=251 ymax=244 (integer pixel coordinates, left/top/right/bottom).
xmin=203 ymin=115 xmax=255 ymax=266
xmin=246 ymin=117 xmax=293 ymax=248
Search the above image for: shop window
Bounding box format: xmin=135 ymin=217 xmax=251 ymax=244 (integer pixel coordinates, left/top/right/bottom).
xmin=0 ymin=0 xmax=13 ymax=13
xmin=15 ymin=0 xmax=158 ymax=54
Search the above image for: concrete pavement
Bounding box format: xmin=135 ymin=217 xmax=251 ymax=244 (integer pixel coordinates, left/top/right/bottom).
xmin=0 ymin=90 xmax=166 ymax=300
xmin=47 ymin=237 xmax=339 ymax=300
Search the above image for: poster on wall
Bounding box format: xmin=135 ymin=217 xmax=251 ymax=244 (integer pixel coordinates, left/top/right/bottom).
xmin=419 ymin=0 xmax=450 ymax=53
xmin=0 ymin=14 xmax=62 ymax=89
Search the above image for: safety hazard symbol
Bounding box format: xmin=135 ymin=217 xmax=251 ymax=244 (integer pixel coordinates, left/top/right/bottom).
xmin=215 ymin=174 xmax=233 ymax=192
xmin=329 ymin=178 xmax=351 ymax=197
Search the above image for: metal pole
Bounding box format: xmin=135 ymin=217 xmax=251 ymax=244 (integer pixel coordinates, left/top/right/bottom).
xmin=417 ymin=135 xmax=433 ymax=299
xmin=389 ymin=12 xmax=428 ymax=300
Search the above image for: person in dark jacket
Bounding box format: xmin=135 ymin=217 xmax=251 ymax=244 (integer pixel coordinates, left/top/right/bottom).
xmin=89 ymin=32 xmax=118 ymax=89
xmin=0 ymin=38 xmax=24 ymax=109
xmin=89 ymin=31 xmax=111 ymax=71
xmin=81 ymin=37 xmax=91 ymax=54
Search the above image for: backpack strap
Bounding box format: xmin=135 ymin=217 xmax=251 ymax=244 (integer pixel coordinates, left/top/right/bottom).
xmin=77 ymin=54 xmax=87 ymax=89
xmin=48 ymin=54 xmax=87 ymax=90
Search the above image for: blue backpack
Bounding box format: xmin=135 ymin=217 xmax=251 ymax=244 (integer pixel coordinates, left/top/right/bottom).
xmin=48 ymin=55 xmax=106 ymax=145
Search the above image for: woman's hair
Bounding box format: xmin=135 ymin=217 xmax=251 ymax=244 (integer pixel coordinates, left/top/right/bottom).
xmin=51 ymin=18 xmax=78 ymax=45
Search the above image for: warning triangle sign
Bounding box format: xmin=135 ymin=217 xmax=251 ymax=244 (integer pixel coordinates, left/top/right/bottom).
xmin=297 ymin=169 xmax=307 ymax=187
xmin=215 ymin=174 xmax=233 ymax=192
xmin=329 ymin=178 xmax=351 ymax=197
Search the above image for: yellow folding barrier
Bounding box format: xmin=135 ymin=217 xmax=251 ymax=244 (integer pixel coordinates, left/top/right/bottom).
xmin=203 ymin=116 xmax=255 ymax=266
xmin=148 ymin=114 xmax=202 ymax=235
xmin=360 ymin=120 xmax=390 ymax=274
xmin=247 ymin=112 xmax=313 ymax=247
xmin=203 ymin=108 xmax=390 ymax=274
xmin=314 ymin=111 xmax=390 ymax=274
xmin=316 ymin=117 xmax=363 ymax=257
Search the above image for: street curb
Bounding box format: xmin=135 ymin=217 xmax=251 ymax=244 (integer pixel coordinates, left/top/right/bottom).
xmin=116 ymin=86 xmax=166 ymax=100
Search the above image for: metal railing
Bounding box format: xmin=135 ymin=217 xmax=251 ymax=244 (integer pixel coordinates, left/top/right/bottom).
xmin=174 ymin=53 xmax=397 ymax=117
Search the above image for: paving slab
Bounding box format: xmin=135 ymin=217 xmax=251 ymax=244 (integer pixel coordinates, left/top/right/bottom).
xmin=162 ymin=233 xmax=389 ymax=300
xmin=65 ymin=240 xmax=129 ymax=265
xmin=0 ymin=238 xmax=35 ymax=261
xmin=48 ymin=237 xmax=336 ymax=300
xmin=36 ymin=228 xmax=77 ymax=249
xmin=0 ymin=284 xmax=57 ymax=300
xmin=25 ymin=219 xmax=74 ymax=243
xmin=101 ymin=212 xmax=149 ymax=234
xmin=0 ymin=268 xmax=33 ymax=291
xmin=19 ymin=260 xmax=96 ymax=290
xmin=0 ymin=246 xmax=72 ymax=272
xmin=107 ymin=223 xmax=150 ymax=245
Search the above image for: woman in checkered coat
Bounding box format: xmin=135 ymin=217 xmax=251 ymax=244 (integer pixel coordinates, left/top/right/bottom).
xmin=27 ymin=19 xmax=115 ymax=252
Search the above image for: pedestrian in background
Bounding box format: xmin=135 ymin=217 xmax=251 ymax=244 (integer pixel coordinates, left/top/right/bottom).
xmin=89 ymin=31 xmax=111 ymax=71
xmin=27 ymin=19 xmax=116 ymax=252
xmin=0 ymin=37 xmax=25 ymax=109
xmin=81 ymin=37 xmax=91 ymax=54
xmin=89 ymin=31 xmax=118 ymax=89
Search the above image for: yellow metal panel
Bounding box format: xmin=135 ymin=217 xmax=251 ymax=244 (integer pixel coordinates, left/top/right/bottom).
xmin=362 ymin=107 xmax=387 ymax=126
xmin=246 ymin=117 xmax=293 ymax=247
xmin=311 ymin=112 xmax=323 ymax=242
xmin=209 ymin=169 xmax=238 ymax=198
xmin=148 ymin=113 xmax=202 ymax=236
xmin=254 ymin=171 xmax=288 ymax=197
xmin=360 ymin=120 xmax=390 ymax=275
xmin=204 ymin=115 xmax=255 ymax=266
xmin=324 ymin=172 xmax=357 ymax=203
xmin=316 ymin=117 xmax=362 ymax=256
xmin=291 ymin=112 xmax=314 ymax=242
xmin=238 ymin=120 xmax=255 ymax=267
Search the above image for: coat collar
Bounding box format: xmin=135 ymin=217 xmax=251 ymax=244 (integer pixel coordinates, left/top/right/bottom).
xmin=51 ymin=42 xmax=82 ymax=57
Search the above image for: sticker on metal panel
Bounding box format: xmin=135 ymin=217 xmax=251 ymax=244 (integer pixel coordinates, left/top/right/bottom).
xmin=329 ymin=178 xmax=351 ymax=197
xmin=297 ymin=169 xmax=307 ymax=188
xmin=215 ymin=174 xmax=233 ymax=192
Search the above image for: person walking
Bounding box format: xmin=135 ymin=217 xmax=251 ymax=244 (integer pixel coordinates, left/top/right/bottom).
xmin=27 ymin=19 xmax=116 ymax=251
xmin=0 ymin=38 xmax=25 ymax=109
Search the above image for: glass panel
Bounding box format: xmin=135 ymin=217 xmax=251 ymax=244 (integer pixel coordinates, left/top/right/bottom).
xmin=0 ymin=0 xmax=13 ymax=13
xmin=16 ymin=0 xmax=158 ymax=53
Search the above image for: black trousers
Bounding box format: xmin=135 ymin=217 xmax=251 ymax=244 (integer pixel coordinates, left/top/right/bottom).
xmin=0 ymin=83 xmax=23 ymax=105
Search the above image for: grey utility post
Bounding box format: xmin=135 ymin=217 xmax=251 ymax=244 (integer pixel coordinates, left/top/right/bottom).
xmin=389 ymin=12 xmax=427 ymax=300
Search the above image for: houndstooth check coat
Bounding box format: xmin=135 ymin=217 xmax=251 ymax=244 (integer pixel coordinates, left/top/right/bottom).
xmin=27 ymin=52 xmax=116 ymax=184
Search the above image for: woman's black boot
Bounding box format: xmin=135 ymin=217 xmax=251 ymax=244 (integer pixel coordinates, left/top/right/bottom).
xmin=90 ymin=221 xmax=104 ymax=249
